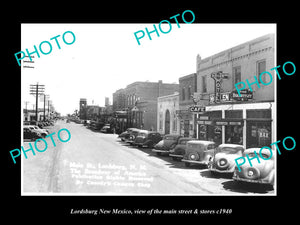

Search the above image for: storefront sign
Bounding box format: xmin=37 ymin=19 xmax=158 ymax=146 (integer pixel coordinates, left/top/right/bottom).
xmin=209 ymin=92 xmax=231 ymax=104
xmin=211 ymin=71 xmax=229 ymax=103
xmin=197 ymin=120 xmax=213 ymax=125
xmin=189 ymin=105 xmax=205 ymax=113
xmin=232 ymin=89 xmax=253 ymax=101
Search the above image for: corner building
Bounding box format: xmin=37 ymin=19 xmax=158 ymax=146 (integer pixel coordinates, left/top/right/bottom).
xmin=196 ymin=33 xmax=275 ymax=148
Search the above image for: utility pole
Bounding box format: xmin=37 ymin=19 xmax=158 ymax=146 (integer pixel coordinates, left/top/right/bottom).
xmin=30 ymin=83 xmax=45 ymax=122
xmin=43 ymin=94 xmax=50 ymax=121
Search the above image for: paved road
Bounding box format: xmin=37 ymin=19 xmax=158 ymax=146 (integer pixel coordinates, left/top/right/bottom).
xmin=22 ymin=120 xmax=274 ymax=195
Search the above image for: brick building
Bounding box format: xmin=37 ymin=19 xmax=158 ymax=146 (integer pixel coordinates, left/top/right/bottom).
xmin=177 ymin=73 xmax=197 ymax=137
xmin=195 ymin=33 xmax=275 ymax=148
xmin=113 ymin=80 xmax=179 ymax=132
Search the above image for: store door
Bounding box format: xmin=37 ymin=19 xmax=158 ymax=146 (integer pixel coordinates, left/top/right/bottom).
xmin=165 ymin=110 xmax=170 ymax=134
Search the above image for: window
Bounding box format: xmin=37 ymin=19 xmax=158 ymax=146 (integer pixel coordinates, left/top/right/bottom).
xmin=182 ymin=88 xmax=185 ymax=101
xmin=233 ymin=66 xmax=241 ymax=84
xmin=257 ymin=59 xmax=266 ymax=83
xmin=188 ymin=86 xmax=191 ymax=100
xmin=202 ymin=76 xmax=207 ymax=93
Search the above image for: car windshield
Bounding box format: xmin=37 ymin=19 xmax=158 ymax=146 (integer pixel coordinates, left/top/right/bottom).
xmin=179 ymin=140 xmax=188 ymax=145
xmin=164 ymin=136 xmax=178 ymax=140
xmin=218 ymin=147 xmax=240 ymax=154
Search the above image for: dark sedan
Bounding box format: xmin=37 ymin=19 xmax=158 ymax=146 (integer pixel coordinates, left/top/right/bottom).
xmin=152 ymin=134 xmax=182 ymax=156
xmin=134 ymin=130 xmax=162 ymax=148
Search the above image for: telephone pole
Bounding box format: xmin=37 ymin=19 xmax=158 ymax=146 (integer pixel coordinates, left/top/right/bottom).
xmin=30 ymin=83 xmax=45 ymax=121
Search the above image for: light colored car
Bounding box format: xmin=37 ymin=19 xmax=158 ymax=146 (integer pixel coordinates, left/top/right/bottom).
xmin=208 ymin=144 xmax=245 ymax=174
xmin=182 ymin=140 xmax=216 ymax=167
xmin=233 ymin=148 xmax=275 ymax=186
xmin=24 ymin=125 xmax=49 ymax=137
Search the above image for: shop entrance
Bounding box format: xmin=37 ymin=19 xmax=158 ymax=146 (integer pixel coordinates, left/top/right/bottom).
xmin=225 ymin=125 xmax=243 ymax=145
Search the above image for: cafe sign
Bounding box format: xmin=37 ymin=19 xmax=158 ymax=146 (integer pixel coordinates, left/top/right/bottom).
xmin=189 ymin=105 xmax=206 ymax=113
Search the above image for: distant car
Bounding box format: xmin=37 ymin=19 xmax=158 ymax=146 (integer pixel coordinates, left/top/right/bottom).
xmin=118 ymin=128 xmax=135 ymax=141
xmin=134 ymin=131 xmax=162 ymax=148
xmin=24 ymin=125 xmax=49 ymax=138
xmin=208 ymin=144 xmax=245 ymax=175
xmin=169 ymin=137 xmax=196 ymax=161
xmin=125 ymin=128 xmax=140 ymax=145
xmin=23 ymin=127 xmax=42 ymax=141
xmin=182 ymin=140 xmax=216 ymax=167
xmin=233 ymin=148 xmax=275 ymax=186
xmin=152 ymin=134 xmax=181 ymax=156
xmin=100 ymin=125 xmax=112 ymax=133
xmin=66 ymin=119 xmax=70 ymax=123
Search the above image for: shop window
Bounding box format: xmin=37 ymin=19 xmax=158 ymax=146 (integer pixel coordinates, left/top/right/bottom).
xmin=225 ymin=125 xmax=243 ymax=145
xmin=246 ymin=121 xmax=271 ymax=148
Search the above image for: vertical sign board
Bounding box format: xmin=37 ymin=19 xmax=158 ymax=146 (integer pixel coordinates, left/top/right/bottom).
xmin=211 ymin=71 xmax=229 ymax=103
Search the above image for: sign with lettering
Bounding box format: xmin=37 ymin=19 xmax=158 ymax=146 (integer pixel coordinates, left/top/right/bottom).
xmin=211 ymin=71 xmax=229 ymax=103
xmin=232 ymin=89 xmax=253 ymax=101
xmin=189 ymin=105 xmax=206 ymax=113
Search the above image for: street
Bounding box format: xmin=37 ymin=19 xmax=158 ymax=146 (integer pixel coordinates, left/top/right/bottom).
xmin=22 ymin=120 xmax=274 ymax=195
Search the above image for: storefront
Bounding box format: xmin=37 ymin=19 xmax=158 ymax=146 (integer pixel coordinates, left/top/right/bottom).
xmin=196 ymin=102 xmax=275 ymax=149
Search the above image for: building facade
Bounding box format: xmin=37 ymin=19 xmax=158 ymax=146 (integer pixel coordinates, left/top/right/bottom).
xmin=177 ymin=73 xmax=197 ymax=138
xmin=113 ymin=80 xmax=179 ymax=132
xmin=157 ymin=92 xmax=180 ymax=135
xmin=195 ymin=33 xmax=275 ymax=148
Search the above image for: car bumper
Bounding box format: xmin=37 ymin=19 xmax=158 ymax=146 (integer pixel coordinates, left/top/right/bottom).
xmin=233 ymin=175 xmax=271 ymax=184
xmin=152 ymin=149 xmax=170 ymax=154
xmin=209 ymin=168 xmax=234 ymax=174
xmin=182 ymin=159 xmax=209 ymax=165
xmin=169 ymin=154 xmax=183 ymax=159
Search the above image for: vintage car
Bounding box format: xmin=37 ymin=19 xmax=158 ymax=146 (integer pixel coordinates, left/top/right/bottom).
xmin=182 ymin=140 xmax=216 ymax=167
xmin=125 ymin=128 xmax=141 ymax=145
xmin=118 ymin=128 xmax=138 ymax=141
xmin=23 ymin=127 xmax=42 ymax=141
xmin=134 ymin=130 xmax=162 ymax=148
xmin=233 ymin=148 xmax=275 ymax=186
xmin=208 ymin=143 xmax=245 ymax=174
xmin=24 ymin=125 xmax=49 ymax=138
xmin=169 ymin=137 xmax=196 ymax=161
xmin=100 ymin=124 xmax=112 ymax=133
xmin=152 ymin=134 xmax=181 ymax=156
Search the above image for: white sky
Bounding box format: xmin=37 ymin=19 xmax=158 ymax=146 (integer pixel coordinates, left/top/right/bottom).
xmin=21 ymin=23 xmax=276 ymax=116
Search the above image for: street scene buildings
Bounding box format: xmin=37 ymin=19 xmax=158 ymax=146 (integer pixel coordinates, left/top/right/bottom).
xmin=22 ymin=27 xmax=276 ymax=195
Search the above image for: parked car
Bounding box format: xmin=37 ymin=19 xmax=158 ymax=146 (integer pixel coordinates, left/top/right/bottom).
xmin=100 ymin=125 xmax=112 ymax=133
xmin=233 ymin=148 xmax=275 ymax=186
xmin=152 ymin=134 xmax=181 ymax=156
xmin=182 ymin=140 xmax=216 ymax=167
xmin=208 ymin=144 xmax=245 ymax=175
xmin=169 ymin=137 xmax=196 ymax=161
xmin=118 ymin=128 xmax=134 ymax=141
xmin=23 ymin=127 xmax=42 ymax=141
xmin=134 ymin=130 xmax=162 ymax=148
xmin=125 ymin=128 xmax=141 ymax=145
xmin=24 ymin=125 xmax=49 ymax=138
